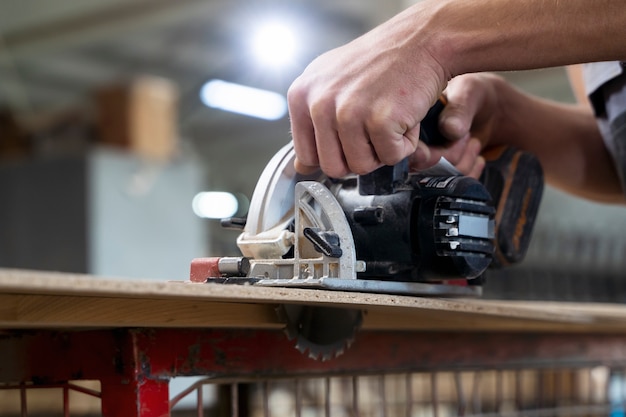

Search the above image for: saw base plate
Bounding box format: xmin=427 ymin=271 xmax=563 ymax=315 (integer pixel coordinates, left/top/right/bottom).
xmin=205 ymin=277 xmax=482 ymax=298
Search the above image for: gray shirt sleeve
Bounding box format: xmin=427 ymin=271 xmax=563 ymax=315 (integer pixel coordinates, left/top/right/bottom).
xmin=582 ymin=62 xmax=626 ymax=195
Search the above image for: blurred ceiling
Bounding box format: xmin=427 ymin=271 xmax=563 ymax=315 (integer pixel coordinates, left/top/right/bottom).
xmin=0 ymin=0 xmax=405 ymax=132
xmin=0 ymin=0 xmax=573 ymax=138
xmin=0 ymin=0 xmax=577 ymax=183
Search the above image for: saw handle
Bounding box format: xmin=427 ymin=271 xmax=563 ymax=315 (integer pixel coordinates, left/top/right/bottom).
xmin=358 ymin=97 xmax=448 ymax=195
xmin=419 ymin=95 xmax=449 ymax=146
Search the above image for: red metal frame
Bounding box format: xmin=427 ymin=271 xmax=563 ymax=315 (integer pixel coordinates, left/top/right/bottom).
xmin=2 ymin=328 xmax=626 ymax=416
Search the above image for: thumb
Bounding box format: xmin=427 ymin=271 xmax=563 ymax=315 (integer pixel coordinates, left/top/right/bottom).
xmin=408 ymin=140 xmax=437 ymax=171
xmin=438 ymin=102 xmax=473 ymax=142
xmin=294 ymin=157 xmax=321 ymax=175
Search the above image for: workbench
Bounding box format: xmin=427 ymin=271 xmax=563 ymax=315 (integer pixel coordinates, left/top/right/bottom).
xmin=2 ymin=268 xmax=626 ymax=416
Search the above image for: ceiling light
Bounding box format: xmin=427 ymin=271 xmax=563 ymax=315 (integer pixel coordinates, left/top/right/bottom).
xmin=192 ymin=191 xmax=239 ymax=219
xmin=250 ymin=20 xmax=297 ymax=68
xmin=199 ymin=79 xmax=287 ymax=120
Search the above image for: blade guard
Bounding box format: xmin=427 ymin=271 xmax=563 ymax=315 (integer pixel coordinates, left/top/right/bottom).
xmin=237 ymin=142 xmax=322 ymax=259
xmin=243 ymin=181 xmax=362 ymax=281
xmin=237 ymin=142 xmax=361 ymax=281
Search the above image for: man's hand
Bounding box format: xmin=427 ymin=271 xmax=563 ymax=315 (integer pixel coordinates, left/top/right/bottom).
xmin=287 ymin=4 xmax=448 ymax=178
xmin=409 ymin=73 xmax=504 ymax=178
xmin=409 ymin=135 xmax=486 ymax=179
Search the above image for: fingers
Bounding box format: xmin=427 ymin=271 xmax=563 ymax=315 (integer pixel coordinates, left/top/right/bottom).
xmin=335 ymin=106 xmax=382 ymax=176
xmin=288 ymin=82 xmax=320 ymax=173
xmin=439 ymin=73 xmax=502 ymax=150
xmin=293 ymin=157 xmax=322 ymax=175
xmin=439 ymin=103 xmax=473 ymax=142
xmin=409 ymin=136 xmax=486 ymax=178
xmin=289 ymin=85 xmax=422 ymax=177
xmin=407 ymin=74 xmax=500 ymax=177
xmin=467 ymin=155 xmax=486 ymax=179
xmin=365 ymin=101 xmax=422 ymax=165
xmin=289 ymin=80 xmax=379 ymax=178
xmin=451 ymin=137 xmax=485 ymax=179
xmin=453 ymin=137 xmax=483 ymax=175
xmin=408 ymin=140 xmax=437 ymax=171
xmin=286 ymin=23 xmax=449 ymax=178
xmin=439 ymin=78 xmax=482 ymax=142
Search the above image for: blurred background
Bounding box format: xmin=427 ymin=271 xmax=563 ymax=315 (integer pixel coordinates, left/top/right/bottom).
xmin=0 ymin=0 xmax=625 ymax=298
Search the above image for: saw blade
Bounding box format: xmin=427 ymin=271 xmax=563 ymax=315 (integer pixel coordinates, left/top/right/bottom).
xmin=243 ymin=143 xmax=325 ymax=236
xmin=277 ymin=304 xmax=363 ymax=361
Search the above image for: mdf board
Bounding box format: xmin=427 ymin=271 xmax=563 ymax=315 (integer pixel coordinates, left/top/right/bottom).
xmin=3 ymin=268 xmax=626 ymax=332
xmin=0 ymin=148 xmax=206 ymax=280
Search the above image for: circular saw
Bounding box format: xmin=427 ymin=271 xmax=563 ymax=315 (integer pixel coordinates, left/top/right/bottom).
xmin=190 ymin=99 xmax=543 ymax=360
xmin=190 ymin=143 xmax=499 ymax=360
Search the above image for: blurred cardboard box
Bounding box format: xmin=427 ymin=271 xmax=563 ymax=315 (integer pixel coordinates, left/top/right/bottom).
xmin=95 ymin=75 xmax=179 ymax=161
xmin=0 ymin=109 xmax=31 ymax=158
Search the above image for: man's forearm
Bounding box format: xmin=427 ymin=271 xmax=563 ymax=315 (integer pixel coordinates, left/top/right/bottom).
xmin=491 ymin=78 xmax=624 ymax=202
xmin=287 ymin=0 xmax=626 ymax=181
xmin=410 ymin=0 xmax=626 ymax=79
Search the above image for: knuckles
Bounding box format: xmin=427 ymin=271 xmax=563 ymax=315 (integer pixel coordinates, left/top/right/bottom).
xmin=320 ymin=162 xmax=350 ymax=179
xmin=377 ymin=148 xmax=407 ymax=167
xmin=286 ymin=81 xmax=306 ymax=109
xmin=347 ymin=160 xmax=378 ymax=176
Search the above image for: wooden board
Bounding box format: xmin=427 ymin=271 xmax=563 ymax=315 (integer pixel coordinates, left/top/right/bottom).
xmin=1 ymin=268 xmax=626 ymax=332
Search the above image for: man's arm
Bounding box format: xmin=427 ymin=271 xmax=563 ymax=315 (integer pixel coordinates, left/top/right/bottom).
xmin=429 ymin=73 xmax=625 ymax=203
xmin=288 ymin=0 xmax=626 ymax=178
xmin=430 ymin=0 xmax=626 ymax=78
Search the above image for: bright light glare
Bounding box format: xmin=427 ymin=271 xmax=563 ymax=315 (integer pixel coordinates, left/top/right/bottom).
xmin=200 ymin=79 xmax=287 ymax=120
xmin=251 ymin=20 xmax=297 ymax=67
xmin=192 ymin=192 xmax=239 ymax=219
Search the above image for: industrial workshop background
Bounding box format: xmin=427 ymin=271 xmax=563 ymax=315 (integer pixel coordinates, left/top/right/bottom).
xmin=1 ymin=0 xmax=626 ymax=416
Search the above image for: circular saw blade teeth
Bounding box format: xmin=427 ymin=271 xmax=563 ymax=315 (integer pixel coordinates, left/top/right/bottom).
xmin=275 ymin=305 xmax=300 ymax=342
xmin=277 ymin=304 xmax=363 ymax=361
xmin=296 ymin=336 xmax=357 ymax=361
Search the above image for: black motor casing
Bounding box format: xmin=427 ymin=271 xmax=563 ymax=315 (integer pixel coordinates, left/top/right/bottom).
xmin=331 ymin=166 xmax=495 ymax=282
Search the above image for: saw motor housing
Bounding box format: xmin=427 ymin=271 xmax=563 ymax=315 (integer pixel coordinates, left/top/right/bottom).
xmin=193 ymin=144 xmax=498 ymax=295
xmin=190 ymin=142 xmax=538 ymax=360
xmin=190 ymin=95 xmax=543 ymax=359
xmin=334 ymin=162 xmax=495 ymax=284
